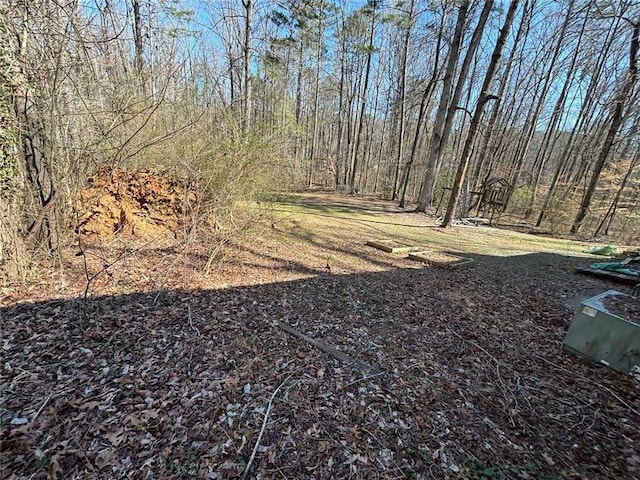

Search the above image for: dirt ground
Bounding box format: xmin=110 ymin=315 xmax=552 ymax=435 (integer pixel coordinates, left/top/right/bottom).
xmin=1 ymin=191 xmax=639 ymax=480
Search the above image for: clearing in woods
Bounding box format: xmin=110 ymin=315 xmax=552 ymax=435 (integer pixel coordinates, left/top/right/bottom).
xmin=2 ymin=191 xmax=639 ymax=479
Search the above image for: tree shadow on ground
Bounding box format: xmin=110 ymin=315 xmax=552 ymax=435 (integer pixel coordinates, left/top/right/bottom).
xmin=2 ymin=252 xmax=638 ymax=480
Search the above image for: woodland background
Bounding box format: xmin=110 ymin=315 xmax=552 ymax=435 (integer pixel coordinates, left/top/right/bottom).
xmin=1 ymin=0 xmax=639 ymax=284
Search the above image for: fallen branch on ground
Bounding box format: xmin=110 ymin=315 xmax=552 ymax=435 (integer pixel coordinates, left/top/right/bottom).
xmin=276 ymin=320 xmax=382 ymax=375
xmin=240 ymin=372 xmax=295 ymax=480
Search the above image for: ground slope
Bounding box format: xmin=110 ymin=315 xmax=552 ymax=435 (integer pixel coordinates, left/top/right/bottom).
xmin=1 ymin=192 xmax=638 ymax=480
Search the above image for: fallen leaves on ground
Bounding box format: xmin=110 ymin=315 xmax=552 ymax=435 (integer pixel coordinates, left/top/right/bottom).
xmin=1 ymin=195 xmax=639 ymax=480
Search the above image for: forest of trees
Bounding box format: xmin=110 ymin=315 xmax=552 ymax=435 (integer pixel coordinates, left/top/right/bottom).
xmin=1 ymin=0 xmax=639 ymax=282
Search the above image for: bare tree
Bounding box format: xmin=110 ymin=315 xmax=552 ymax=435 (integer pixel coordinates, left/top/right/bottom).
xmin=242 ymin=0 xmax=253 ymax=131
xmin=349 ymin=1 xmax=378 ymax=192
xmin=398 ymin=6 xmax=447 ymax=208
xmin=594 ymin=142 xmax=639 ymax=236
xmin=470 ymin=0 xmax=532 ymax=194
xmin=442 ymin=0 xmax=519 ymax=227
xmin=389 ymin=0 xmax=414 ymax=200
xmin=571 ymin=19 xmax=638 ymax=233
xmin=414 ymin=0 xmax=470 ymax=212
xmin=132 ymin=0 xmax=145 ymax=94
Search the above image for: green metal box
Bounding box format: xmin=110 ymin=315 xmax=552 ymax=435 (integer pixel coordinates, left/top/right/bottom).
xmin=563 ymin=290 xmax=640 ymax=374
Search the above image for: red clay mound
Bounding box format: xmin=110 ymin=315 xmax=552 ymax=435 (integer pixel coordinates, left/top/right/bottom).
xmin=75 ymin=166 xmax=198 ymax=238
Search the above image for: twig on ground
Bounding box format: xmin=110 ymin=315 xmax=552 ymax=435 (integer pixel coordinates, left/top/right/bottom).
xmin=276 ymin=320 xmax=382 ymax=375
xmin=534 ymin=354 xmax=640 ymax=418
xmin=401 ymin=362 xmax=427 ymax=375
xmin=446 ymin=326 xmax=493 ymax=359
xmin=447 ymin=326 xmax=518 ymax=424
xmin=344 ymin=371 xmax=385 ymax=388
xmin=187 ymin=304 xmax=201 ymax=336
xmin=32 ymin=377 xmax=77 ymax=421
xmin=240 ymin=372 xmax=296 ymax=480
xmin=79 ymin=241 xmax=129 ymax=300
xmin=77 ymin=234 xmax=160 ymax=300
xmin=360 ymin=427 xmax=405 ymax=473
xmin=32 ymin=391 xmax=54 ymax=422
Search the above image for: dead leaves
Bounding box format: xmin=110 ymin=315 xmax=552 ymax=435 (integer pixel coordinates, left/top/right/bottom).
xmin=2 ymin=248 xmax=639 ymax=479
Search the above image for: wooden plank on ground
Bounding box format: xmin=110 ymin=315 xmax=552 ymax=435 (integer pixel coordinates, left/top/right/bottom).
xmin=408 ymin=251 xmax=473 ymax=268
xmin=463 ymin=217 xmax=490 ymax=225
xmin=366 ymin=239 xmax=424 ymax=254
xmin=276 ymin=321 xmax=382 ymax=375
xmin=575 ymin=267 xmax=639 ymax=285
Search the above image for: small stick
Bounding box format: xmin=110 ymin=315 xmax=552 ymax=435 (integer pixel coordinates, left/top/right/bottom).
xmin=534 ymin=354 xmax=640 ymax=418
xmin=447 ymin=326 xmax=516 ymax=415
xmin=276 ymin=321 xmax=381 ymax=375
xmin=187 ymin=304 xmax=201 ymax=336
xmin=32 ymin=376 xmax=76 ymax=421
xmin=32 ymin=391 xmax=54 ymax=422
xmin=344 ymin=371 xmax=385 ymax=388
xmin=240 ymin=373 xmax=295 ymax=480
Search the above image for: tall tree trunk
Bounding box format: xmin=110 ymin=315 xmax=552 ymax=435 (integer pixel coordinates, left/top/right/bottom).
xmin=349 ymin=3 xmax=377 ymax=191
xmin=391 ymin=0 xmax=414 ymax=201
xmin=373 ymin=100 xmax=389 ymax=193
xmin=363 ymin=80 xmax=381 ymax=192
xmin=434 ymin=0 xmax=493 ymax=194
xmin=335 ymin=33 xmax=346 ymax=188
xmin=398 ymin=77 xmax=435 ymax=208
xmin=131 ymin=0 xmax=145 ymax=95
xmin=242 ymin=0 xmax=252 ymax=132
xmin=540 ymin=12 xmax=623 ymax=212
xmin=471 ymin=0 xmax=531 ymax=193
xmin=442 ymin=0 xmax=519 ymax=227
xmin=399 ymin=8 xmax=447 ymax=208
xmin=12 ymin=4 xmax=59 ymax=252
xmin=344 ymin=84 xmax=356 ymax=185
xmin=414 ymin=0 xmax=470 ymax=212
xmin=503 ymin=0 xmax=576 ymax=208
xmin=571 ymin=22 xmax=638 ymax=234
xmin=594 ymin=144 xmax=638 ymax=237
xmin=308 ymin=20 xmax=324 ymax=187
xmin=294 ymin=41 xmax=305 ymax=162
xmin=534 ymin=3 xmax=590 ymax=226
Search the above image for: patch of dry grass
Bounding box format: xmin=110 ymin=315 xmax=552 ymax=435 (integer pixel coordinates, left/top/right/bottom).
xmin=259 ymin=192 xmax=603 ymax=269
